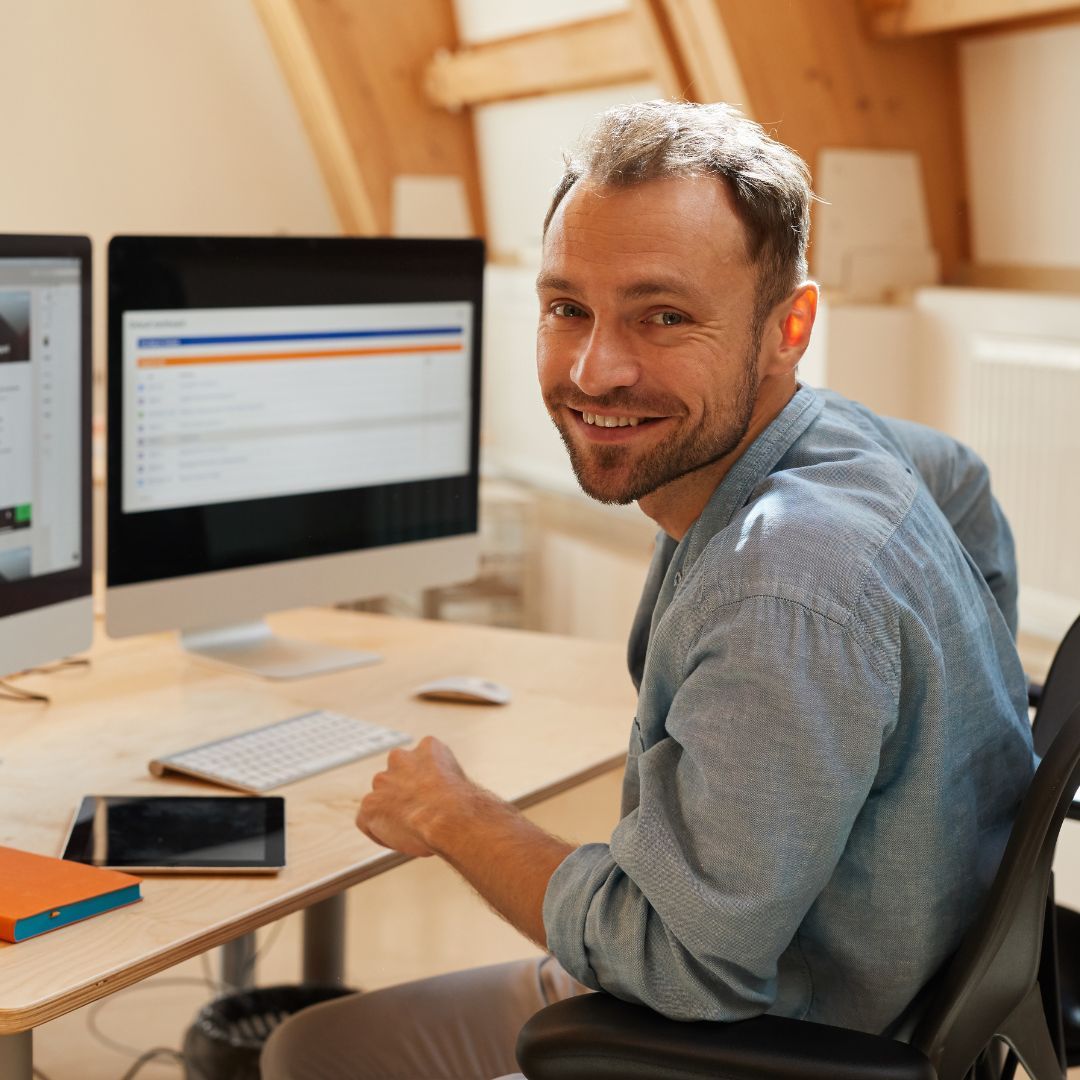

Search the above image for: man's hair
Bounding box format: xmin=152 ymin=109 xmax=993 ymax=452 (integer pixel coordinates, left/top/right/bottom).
xmin=543 ymin=100 xmax=813 ymax=323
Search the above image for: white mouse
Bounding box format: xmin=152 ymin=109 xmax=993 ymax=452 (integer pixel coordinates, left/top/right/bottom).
xmin=414 ymin=675 xmax=512 ymax=705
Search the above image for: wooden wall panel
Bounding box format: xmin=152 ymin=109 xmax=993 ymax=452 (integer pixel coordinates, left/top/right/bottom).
xmin=256 ymin=0 xmax=485 ymax=237
xmin=866 ymin=0 xmax=1080 ymax=36
xmin=712 ymin=0 xmax=968 ymax=278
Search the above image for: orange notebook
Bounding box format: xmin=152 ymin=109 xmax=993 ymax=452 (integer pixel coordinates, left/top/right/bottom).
xmin=0 ymin=846 xmax=142 ymax=943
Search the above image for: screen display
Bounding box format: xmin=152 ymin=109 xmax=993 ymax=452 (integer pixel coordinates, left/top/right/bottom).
xmin=107 ymin=236 xmax=483 ymax=588
xmin=0 ymin=257 xmax=83 ymax=584
xmin=62 ymin=795 xmax=286 ymax=871
xmin=122 ymin=301 xmax=473 ymax=513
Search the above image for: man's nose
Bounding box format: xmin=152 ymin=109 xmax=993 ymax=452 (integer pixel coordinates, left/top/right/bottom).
xmin=570 ymin=324 xmax=640 ymax=397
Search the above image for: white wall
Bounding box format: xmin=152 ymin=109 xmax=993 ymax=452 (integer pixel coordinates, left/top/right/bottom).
xmin=962 ymin=23 xmax=1080 ymax=268
xmin=455 ymin=0 xmax=628 ymax=45
xmin=0 ymin=0 xmax=338 ymax=391
xmin=476 ymin=81 xmax=661 ymax=264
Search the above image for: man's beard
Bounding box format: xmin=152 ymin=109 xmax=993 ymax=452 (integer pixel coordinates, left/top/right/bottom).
xmin=548 ymin=346 xmax=760 ymax=506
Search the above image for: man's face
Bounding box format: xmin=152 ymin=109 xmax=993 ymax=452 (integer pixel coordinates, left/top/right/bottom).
xmin=536 ymin=175 xmax=764 ymax=507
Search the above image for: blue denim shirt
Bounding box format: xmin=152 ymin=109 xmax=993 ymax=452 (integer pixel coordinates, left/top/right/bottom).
xmin=543 ymin=386 xmax=1033 ymax=1036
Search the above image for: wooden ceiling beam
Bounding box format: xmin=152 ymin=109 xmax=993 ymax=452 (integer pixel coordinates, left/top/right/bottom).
xmin=866 ymin=0 xmax=1080 ymax=36
xmin=254 ymin=0 xmax=378 ymax=234
xmin=254 ymin=0 xmax=485 ymax=238
xmin=641 ymin=0 xmax=752 ymax=107
xmin=423 ymin=13 xmax=654 ymax=110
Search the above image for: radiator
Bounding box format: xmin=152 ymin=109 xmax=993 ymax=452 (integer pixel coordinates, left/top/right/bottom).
xmin=964 ymin=332 xmax=1080 ymax=640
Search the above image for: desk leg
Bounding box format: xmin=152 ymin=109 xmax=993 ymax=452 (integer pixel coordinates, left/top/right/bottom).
xmin=303 ymin=893 xmax=346 ymax=986
xmin=222 ymin=932 xmax=257 ymax=989
xmin=0 ymin=1030 xmax=32 ymax=1080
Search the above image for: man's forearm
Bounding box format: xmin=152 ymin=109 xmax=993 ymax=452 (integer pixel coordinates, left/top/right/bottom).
xmin=421 ymin=786 xmax=574 ymax=948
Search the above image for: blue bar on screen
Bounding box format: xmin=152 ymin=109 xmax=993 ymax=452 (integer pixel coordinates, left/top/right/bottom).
xmin=137 ymin=326 xmax=464 ymax=348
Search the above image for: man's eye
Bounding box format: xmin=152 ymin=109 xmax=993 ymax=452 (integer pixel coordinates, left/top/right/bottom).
xmin=552 ymin=303 xmax=588 ymax=318
xmin=645 ymin=311 xmax=685 ymax=326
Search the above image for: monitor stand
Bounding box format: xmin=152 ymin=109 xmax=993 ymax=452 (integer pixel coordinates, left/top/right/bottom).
xmin=180 ymin=621 xmax=381 ymax=680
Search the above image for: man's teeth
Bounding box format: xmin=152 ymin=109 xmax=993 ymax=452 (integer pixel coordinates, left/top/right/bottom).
xmin=582 ymin=412 xmax=642 ymax=428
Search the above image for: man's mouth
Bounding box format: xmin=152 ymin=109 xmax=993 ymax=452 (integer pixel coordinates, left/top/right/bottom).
xmin=575 ymin=409 xmax=661 ymax=428
xmin=581 ymin=411 xmax=644 ymax=428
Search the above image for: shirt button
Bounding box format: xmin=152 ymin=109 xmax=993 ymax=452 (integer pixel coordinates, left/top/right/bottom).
xmin=674 ymin=571 xmax=682 ymax=586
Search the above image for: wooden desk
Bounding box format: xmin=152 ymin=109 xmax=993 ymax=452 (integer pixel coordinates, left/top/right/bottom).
xmin=0 ymin=608 xmax=634 ymax=1078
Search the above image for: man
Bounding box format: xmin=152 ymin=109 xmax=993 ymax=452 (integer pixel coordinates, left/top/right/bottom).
xmin=263 ymin=100 xmax=1032 ymax=1080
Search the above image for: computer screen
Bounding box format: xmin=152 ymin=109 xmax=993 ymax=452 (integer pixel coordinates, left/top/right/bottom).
xmin=106 ymin=236 xmax=482 ymax=678
xmin=0 ymin=235 xmax=93 ymax=679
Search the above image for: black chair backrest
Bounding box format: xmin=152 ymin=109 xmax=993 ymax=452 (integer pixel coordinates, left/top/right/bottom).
xmin=910 ymin=702 xmax=1080 ymax=1079
xmin=1032 ymin=615 xmax=1080 ymax=757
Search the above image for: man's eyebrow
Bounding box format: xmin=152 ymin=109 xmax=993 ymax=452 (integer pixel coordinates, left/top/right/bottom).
xmin=617 ymin=279 xmax=697 ymax=302
xmin=535 ymin=273 xmax=575 ymax=294
xmin=535 ymin=274 xmax=698 ymax=301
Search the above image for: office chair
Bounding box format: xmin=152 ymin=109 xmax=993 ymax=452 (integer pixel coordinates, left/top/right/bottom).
xmin=1030 ymin=613 xmax=1080 ymax=1066
xmin=517 ymin=699 xmax=1080 ymax=1080
xmin=1030 ymin=614 xmax=1080 ymax=756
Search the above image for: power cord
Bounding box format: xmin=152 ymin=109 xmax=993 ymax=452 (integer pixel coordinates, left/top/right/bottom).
xmin=86 ymin=977 xmax=221 ymax=1060
xmin=27 ymin=658 xmax=91 ymax=674
xmin=0 ymin=680 xmax=50 ymax=703
xmin=84 ymin=920 xmax=288 ymax=1077
xmin=0 ymin=657 xmax=91 ymax=705
xmin=117 ymin=1046 xmax=186 ymax=1080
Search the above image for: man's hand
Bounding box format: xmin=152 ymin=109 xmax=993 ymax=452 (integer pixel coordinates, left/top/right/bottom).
xmin=356 ymin=735 xmax=473 ymax=858
xmin=354 ymin=734 xmax=575 ymax=948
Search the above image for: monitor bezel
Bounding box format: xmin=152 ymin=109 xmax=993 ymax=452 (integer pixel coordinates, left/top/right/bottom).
xmin=106 ymin=235 xmax=483 ymax=591
xmin=0 ymin=234 xmax=92 ymax=619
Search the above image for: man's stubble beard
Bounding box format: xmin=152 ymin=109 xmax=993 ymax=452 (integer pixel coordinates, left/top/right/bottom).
xmin=551 ymin=342 xmax=761 ymax=506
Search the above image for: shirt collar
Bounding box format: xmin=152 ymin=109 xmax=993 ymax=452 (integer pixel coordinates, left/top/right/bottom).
xmin=673 ymin=384 xmax=823 ymax=576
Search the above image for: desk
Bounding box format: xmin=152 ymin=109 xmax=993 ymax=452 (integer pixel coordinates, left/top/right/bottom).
xmin=0 ymin=608 xmax=635 ymax=1079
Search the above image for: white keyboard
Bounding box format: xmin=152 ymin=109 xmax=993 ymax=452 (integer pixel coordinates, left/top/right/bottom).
xmin=149 ymin=710 xmax=412 ymax=793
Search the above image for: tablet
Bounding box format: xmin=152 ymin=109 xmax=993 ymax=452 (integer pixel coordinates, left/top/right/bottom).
xmin=61 ymin=795 xmax=286 ymax=874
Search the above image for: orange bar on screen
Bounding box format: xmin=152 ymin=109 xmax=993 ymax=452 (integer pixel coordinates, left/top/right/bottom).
xmin=137 ymin=342 xmax=463 ymax=368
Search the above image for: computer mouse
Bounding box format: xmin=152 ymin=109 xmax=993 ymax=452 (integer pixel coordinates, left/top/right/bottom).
xmin=413 ymin=675 xmax=512 ymax=705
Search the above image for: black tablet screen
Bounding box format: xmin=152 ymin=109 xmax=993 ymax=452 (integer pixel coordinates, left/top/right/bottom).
xmin=62 ymin=795 xmax=285 ymax=871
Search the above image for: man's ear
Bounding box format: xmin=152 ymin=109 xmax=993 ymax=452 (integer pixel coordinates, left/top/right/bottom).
xmin=763 ymin=282 xmax=819 ymax=375
xmin=777 ymin=282 xmax=816 ymax=354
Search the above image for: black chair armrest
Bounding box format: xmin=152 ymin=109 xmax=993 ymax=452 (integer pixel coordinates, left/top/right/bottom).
xmin=1029 ymin=680 xmax=1044 ymax=710
xmin=516 ymin=994 xmax=935 ymax=1080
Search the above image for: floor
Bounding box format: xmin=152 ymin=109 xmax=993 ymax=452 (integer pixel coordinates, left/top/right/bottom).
xmin=28 ymin=631 xmax=1077 ymax=1079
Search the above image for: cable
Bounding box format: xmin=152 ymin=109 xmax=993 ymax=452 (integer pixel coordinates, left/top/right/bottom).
xmin=0 ymin=680 xmax=50 ymax=703
xmin=86 ymin=976 xmax=219 ymax=1059
xmin=0 ymin=657 xmax=91 ymax=704
xmin=86 ymin=922 xmax=289 ymax=1076
xmin=199 ymin=950 xmax=221 ymax=994
xmin=25 ymin=657 xmax=91 ymax=674
xmin=117 ymin=1046 xmax=184 ymax=1080
xmin=203 ymin=919 xmax=288 ymax=991
xmin=240 ymin=919 xmax=287 ymax=984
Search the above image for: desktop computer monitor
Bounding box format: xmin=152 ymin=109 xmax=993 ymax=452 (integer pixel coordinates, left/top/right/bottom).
xmin=106 ymin=236 xmax=483 ymax=678
xmin=0 ymin=235 xmax=93 ymax=680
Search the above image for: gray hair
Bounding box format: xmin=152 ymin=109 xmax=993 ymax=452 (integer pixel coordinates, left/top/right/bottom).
xmin=544 ymin=100 xmax=813 ymax=321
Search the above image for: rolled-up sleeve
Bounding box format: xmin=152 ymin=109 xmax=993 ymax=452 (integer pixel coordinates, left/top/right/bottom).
xmin=543 ymin=593 xmax=897 ymax=1021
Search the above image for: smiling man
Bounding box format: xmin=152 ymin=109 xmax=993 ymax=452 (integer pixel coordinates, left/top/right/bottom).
xmin=263 ymin=101 xmax=1033 ymax=1080
xmin=535 ymin=170 xmax=810 ymax=537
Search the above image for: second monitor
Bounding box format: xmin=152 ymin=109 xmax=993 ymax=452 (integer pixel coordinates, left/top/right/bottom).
xmin=106 ymin=236 xmax=483 ymax=678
